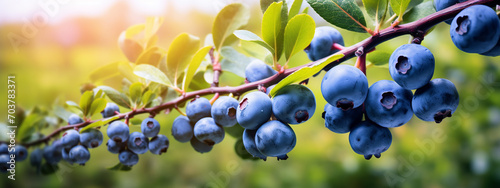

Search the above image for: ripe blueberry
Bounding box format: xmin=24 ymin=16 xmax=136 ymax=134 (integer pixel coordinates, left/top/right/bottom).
xmin=80 ymin=129 xmax=103 ymax=148
xmin=349 ymin=121 xmax=392 ymax=160
xmin=236 ymin=91 xmax=273 ymax=130
xmin=171 ymin=115 xmax=194 ymax=143
xmin=434 ymin=0 xmax=466 ymax=24
xmin=412 ymin=78 xmax=459 ymax=123
xmin=127 ymin=132 xmax=149 ymax=154
xmin=323 ymin=104 xmax=363 ymax=134
xmin=141 ymin=117 xmax=161 ymax=138
xmin=69 ymin=145 xmax=90 ymax=165
xmin=30 ymin=148 xmax=43 ymax=167
xmin=190 ymin=137 xmax=213 ymax=154
xmin=245 ymin=59 xmax=277 ymax=83
xmin=305 ymin=26 xmax=344 ymax=61
xmin=149 ymin=134 xmax=170 ymax=155
xmin=242 ymin=129 xmax=267 ymax=160
xmin=101 ymin=102 xmax=120 ymax=118
xmin=389 ymin=44 xmax=435 ymax=90
xmin=68 ymin=113 xmax=83 ymax=125
xmin=0 ymin=155 xmax=9 ymax=173
xmin=107 ymin=139 xmax=125 ymax=154
xmin=119 ymin=150 xmax=139 ymax=166
xmin=0 ymin=143 xmax=8 ymax=155
xmin=14 ymin=145 xmax=28 ymax=161
xmin=211 ymin=96 xmax=239 ymax=127
xmin=43 ymin=145 xmax=62 ymax=164
xmin=186 ymin=97 xmax=212 ymax=124
xmin=193 ymin=117 xmax=225 ymax=146
xmin=107 ymin=121 xmax=129 ymax=143
xmin=272 ymin=84 xmax=316 ymax=124
xmin=62 ymin=147 xmax=75 ymax=164
xmin=321 ymin=65 xmax=368 ymax=110
xmin=62 ymin=129 xmax=80 ymax=149
xmin=255 ymin=120 xmax=296 ymax=157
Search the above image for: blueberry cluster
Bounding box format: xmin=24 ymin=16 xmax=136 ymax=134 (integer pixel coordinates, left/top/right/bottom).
xmin=0 ymin=144 xmax=28 ymax=173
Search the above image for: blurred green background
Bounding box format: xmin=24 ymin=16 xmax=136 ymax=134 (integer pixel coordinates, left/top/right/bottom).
xmin=1 ymin=0 xmax=500 ymax=188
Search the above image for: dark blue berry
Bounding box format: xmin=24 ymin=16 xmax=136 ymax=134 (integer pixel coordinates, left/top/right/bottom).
xmin=149 ymin=134 xmax=170 ymax=155
xmin=186 ymin=97 xmax=212 ymax=124
xmin=321 ymin=65 xmax=368 ymax=110
xmin=272 ymin=84 xmax=316 ymax=124
xmin=389 ymin=44 xmax=435 ymax=90
xmin=101 ymin=103 xmax=120 ymax=118
xmin=255 ymin=120 xmax=296 ymax=157
xmin=69 ymin=145 xmax=90 ymax=165
xmin=30 ymin=148 xmax=43 ymax=167
xmin=171 ymin=115 xmax=193 ymax=143
xmin=68 ymin=113 xmax=83 ymax=125
xmin=349 ymin=121 xmax=392 ymax=160
xmin=323 ymin=104 xmax=363 ymax=134
xmin=107 ymin=121 xmax=129 ymax=143
xmin=193 ymin=117 xmax=225 ymax=146
xmin=242 ymin=129 xmax=267 ymax=160
xmin=119 ymin=150 xmax=139 ymax=166
xmin=80 ymin=129 xmax=103 ymax=148
xmin=62 ymin=129 xmax=80 ymax=149
xmin=211 ymin=96 xmax=239 ymax=127
xmin=127 ymin=132 xmax=149 ymax=154
xmin=141 ymin=117 xmax=161 ymax=138
xmin=190 ymin=137 xmax=213 ymax=154
xmin=245 ymin=60 xmax=277 ymax=83
xmin=236 ymin=91 xmax=273 ymax=130
xmin=107 ymin=139 xmax=125 ymax=154
xmin=305 ymin=26 xmax=344 ymax=61
xmin=412 ymin=78 xmax=459 ymax=123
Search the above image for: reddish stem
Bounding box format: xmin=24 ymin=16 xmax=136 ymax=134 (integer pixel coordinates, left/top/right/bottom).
xmin=331 ymin=43 xmax=346 ymax=51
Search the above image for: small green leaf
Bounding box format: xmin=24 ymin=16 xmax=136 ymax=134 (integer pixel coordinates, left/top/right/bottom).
xmin=362 ymin=0 xmax=388 ymax=24
xmin=134 ymin=64 xmax=173 ymax=87
xmin=102 ymin=116 xmax=120 ymax=125
xmin=166 ymin=33 xmax=200 ymax=84
xmin=306 ymin=0 xmax=367 ymax=33
xmin=80 ymin=91 xmax=94 ymax=117
xmin=269 ymin=53 xmax=344 ymax=96
xmin=141 ymin=90 xmax=156 ymax=107
xmin=144 ymin=17 xmax=163 ymax=40
xmin=118 ymin=24 xmax=145 ymax=62
xmin=367 ymin=51 xmax=391 ymax=66
xmin=213 ymin=3 xmax=250 ymax=51
xmin=89 ymin=62 xmax=121 ymax=83
xmin=129 ymin=82 xmax=143 ymax=105
xmin=188 ymin=72 xmax=211 ymax=91
xmin=65 ymin=101 xmax=81 ymax=111
xmin=260 ymin=0 xmax=282 ymax=13
xmin=135 ymin=47 xmax=166 ymax=66
xmin=88 ymin=98 xmax=107 ymax=117
xmin=302 ymin=6 xmax=309 ymax=14
xmin=402 ymin=1 xmax=435 ymax=24
xmin=108 ymin=162 xmax=132 ymax=171
xmin=17 ymin=113 xmax=43 ymax=142
xmin=390 ymin=0 xmax=411 ymax=21
xmin=220 ymin=46 xmax=255 ymax=78
xmin=262 ymin=2 xmax=287 ymax=62
xmin=79 ymin=121 xmax=102 ymax=133
xmin=234 ymin=30 xmax=274 ymax=55
xmin=53 ymin=105 xmax=72 ymax=122
xmin=117 ymin=62 xmax=139 ymax=83
xmin=182 ymin=46 xmax=212 ymax=91
xmin=97 ymin=86 xmax=131 ymax=109
xmin=289 ymin=0 xmax=303 ymax=20
xmin=284 ymin=14 xmax=315 ymax=61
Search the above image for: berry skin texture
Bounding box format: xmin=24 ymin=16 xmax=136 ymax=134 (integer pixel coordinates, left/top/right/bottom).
xmin=365 ymin=80 xmax=414 ymax=128
xmin=141 ymin=117 xmax=161 ymax=138
xmin=481 ymin=38 xmax=500 ymax=57
xmin=171 ymin=115 xmax=194 ymax=143
xmin=68 ymin=113 xmax=83 ymax=125
xmin=80 ymin=129 xmax=103 ymax=148
xmin=190 ymin=137 xmax=213 ymax=153
xmin=127 ymin=132 xmax=149 ymax=154
xmin=62 ymin=148 xmax=75 ymax=164
xmin=101 ymin=103 xmax=120 ymax=118
xmin=193 ymin=117 xmax=225 ymax=146
xmin=107 ymin=121 xmax=129 ymax=143
xmin=30 ymin=148 xmax=43 ymax=167
xmin=0 ymin=154 xmax=9 ymax=173
xmin=321 ymin=65 xmax=368 ymax=110
xmin=119 ymin=150 xmax=139 ymax=166
xmin=211 ymin=96 xmax=239 ymax=127
xmin=186 ymin=97 xmax=212 ymax=124
xmin=349 ymin=121 xmax=392 ymax=160
xmin=305 ymin=26 xmax=345 ymax=61
xmin=242 ymin=129 xmax=267 ymax=160
xmin=107 ymin=139 xmax=125 ymax=154
xmin=236 ymin=91 xmax=273 ymax=130
xmin=149 ymin=134 xmax=170 ymax=155
xmin=244 ymin=59 xmax=277 ymax=83
xmin=323 ymin=104 xmax=363 ymax=134
xmin=62 ymin=130 xmax=80 ymax=149
xmin=272 ymin=84 xmax=316 ymax=124
xmin=69 ymin=145 xmax=90 ymax=165
xmin=412 ymin=78 xmax=459 ymax=123
xmin=14 ymin=145 xmax=28 ymax=161
xmin=43 ymin=145 xmax=62 ymax=164
xmin=450 ymin=5 xmax=500 ymax=53
xmin=255 ymin=120 xmax=296 ymax=157
xmin=0 ymin=143 xmax=8 ymax=154
xmin=389 ymin=44 xmax=435 ymax=90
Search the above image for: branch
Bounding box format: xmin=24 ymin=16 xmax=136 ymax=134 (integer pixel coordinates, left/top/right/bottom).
xmin=20 ymin=0 xmax=496 ymax=148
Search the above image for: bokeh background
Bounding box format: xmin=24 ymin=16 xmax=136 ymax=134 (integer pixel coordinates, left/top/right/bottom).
xmin=1 ymin=0 xmax=500 ymax=187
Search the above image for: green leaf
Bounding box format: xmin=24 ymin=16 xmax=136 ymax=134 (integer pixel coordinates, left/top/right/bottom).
xmin=166 ymin=33 xmax=200 ymax=84
xmin=144 ymin=17 xmax=163 ymax=40
xmin=367 ymin=51 xmax=391 ymax=66
xmin=220 ymin=46 xmax=255 ymax=78
xmin=188 ymin=72 xmax=211 ymax=91
xmin=306 ymin=0 xmax=367 ymax=33
xmin=234 ymin=30 xmax=274 ymax=55
xmin=97 ymin=86 xmax=131 ymax=109
xmin=390 ymin=0 xmax=411 ymax=21
xmin=108 ymin=162 xmax=132 ymax=171
xmin=213 ymin=3 xmax=250 ymax=51
xmin=88 ymin=98 xmax=107 ymax=117
xmin=269 ymin=53 xmax=344 ymax=96
xmin=362 ymin=0 xmax=388 ymax=24
xmin=65 ymin=101 xmax=81 ymax=111
xmin=118 ymin=24 xmax=145 ymax=62
xmin=284 ymin=14 xmax=315 ymax=61
xmin=129 ymin=82 xmax=143 ymax=105
xmin=182 ymin=46 xmax=212 ymax=91
xmin=141 ymin=90 xmax=156 ymax=107
xmin=117 ymin=62 xmax=139 ymax=83
xmin=53 ymin=105 xmax=72 ymax=122
xmin=260 ymin=0 xmax=282 ymax=13
xmin=17 ymin=113 xmax=43 ymax=141
xmin=79 ymin=116 xmax=119 ymax=133
xmin=80 ymin=91 xmax=94 ymax=117
xmin=235 ymin=139 xmax=258 ymax=160
xmin=302 ymin=6 xmax=309 ymax=14
xmin=134 ymin=64 xmax=173 ymax=87
xmin=289 ymin=0 xmax=303 ymax=20
xmin=135 ymin=47 xmax=166 ymax=66
xmin=262 ymin=2 xmax=287 ymax=62
xmin=402 ymin=1 xmax=435 ymax=24
xmin=89 ymin=62 xmax=121 ymax=83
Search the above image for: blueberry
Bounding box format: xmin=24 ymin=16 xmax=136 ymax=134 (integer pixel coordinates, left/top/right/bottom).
xmin=412 ymin=78 xmax=459 ymax=123
xmin=149 ymin=134 xmax=170 ymax=155
xmin=389 ymin=44 xmax=435 ymax=90
xmin=349 ymin=121 xmax=392 ymax=160
xmin=107 ymin=139 xmax=125 ymax=154
xmin=193 ymin=117 xmax=225 ymax=146
xmin=242 ymin=129 xmax=267 ymax=160
xmin=127 ymin=132 xmax=149 ymax=154
xmin=0 ymin=143 xmax=8 ymax=155
xmin=107 ymin=121 xmax=129 ymax=143
xmin=119 ymin=150 xmax=139 ymax=166
xmin=434 ymin=0 xmax=466 ymax=24
xmin=255 ymin=120 xmax=296 ymax=157
xmin=190 ymin=137 xmax=213 ymax=153
xmin=80 ymin=129 xmax=103 ymax=148
xmin=0 ymin=154 xmax=9 ymax=173
xmin=272 ymin=84 xmax=316 ymax=124
xmin=141 ymin=117 xmax=161 ymax=138
xmin=62 ymin=129 xmax=80 ymax=149
xmin=62 ymin=148 xmax=75 ymax=164
xmin=245 ymin=59 xmax=277 ymax=83
xmin=52 ymin=139 xmax=64 ymax=151
xmin=236 ymin=91 xmax=273 ymax=130
xmin=13 ymin=145 xmax=28 ymax=161
xmin=211 ymin=96 xmax=239 ymax=127
xmin=43 ymin=145 xmax=62 ymax=164
xmin=68 ymin=113 xmax=83 ymax=125
xmin=450 ymin=5 xmax=500 ymax=53
xmin=321 ymin=65 xmax=368 ymax=110
xmin=69 ymin=145 xmax=90 ymax=165
xmin=481 ymin=38 xmax=500 ymax=57
xmin=365 ymin=80 xmax=413 ymax=128
xmin=186 ymin=97 xmax=212 ymax=124
xmin=305 ymin=26 xmax=345 ymax=61
xmin=30 ymin=148 xmax=43 ymax=167
xmin=171 ymin=115 xmax=194 ymax=143
xmin=101 ymin=103 xmax=120 ymax=118
xmin=266 ymin=84 xmax=276 ymax=95
xmin=323 ymin=104 xmax=363 ymax=134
